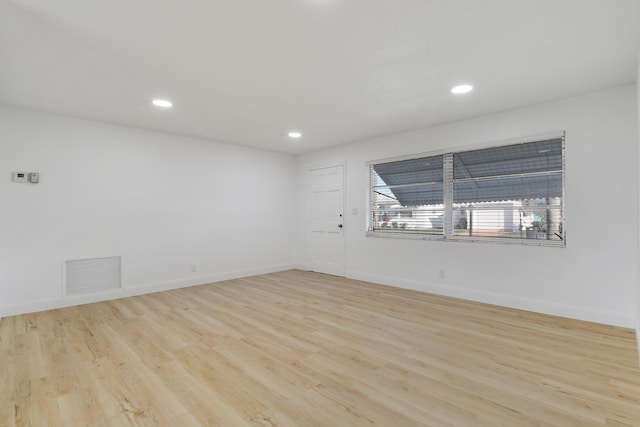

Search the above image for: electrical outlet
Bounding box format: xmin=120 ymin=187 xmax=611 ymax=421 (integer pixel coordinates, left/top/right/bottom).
xmin=190 ymin=263 xmax=197 ymax=273
xmin=438 ymin=269 xmax=446 ymax=280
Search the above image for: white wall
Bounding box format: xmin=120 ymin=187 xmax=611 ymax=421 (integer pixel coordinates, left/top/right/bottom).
xmin=2 ymin=86 xmax=637 ymax=328
xmin=637 ymin=53 xmax=640 ymax=355
xmin=296 ymin=85 xmax=638 ymax=327
xmin=0 ymin=106 xmax=296 ymax=316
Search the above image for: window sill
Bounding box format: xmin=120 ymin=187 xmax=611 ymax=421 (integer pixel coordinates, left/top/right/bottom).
xmin=365 ymin=231 xmax=565 ymax=247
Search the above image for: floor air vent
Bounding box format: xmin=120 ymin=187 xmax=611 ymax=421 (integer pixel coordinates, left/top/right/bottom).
xmin=65 ymin=256 xmax=122 ymax=295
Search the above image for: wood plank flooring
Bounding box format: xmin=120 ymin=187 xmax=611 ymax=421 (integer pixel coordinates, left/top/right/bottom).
xmin=1 ymin=269 xmax=640 ymax=426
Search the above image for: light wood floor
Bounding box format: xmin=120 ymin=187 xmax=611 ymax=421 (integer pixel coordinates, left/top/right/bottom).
xmin=2 ymin=270 xmax=640 ymax=426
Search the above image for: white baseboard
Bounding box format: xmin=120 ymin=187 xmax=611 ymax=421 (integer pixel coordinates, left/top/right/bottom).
xmin=0 ymin=263 xmax=297 ymax=318
xmin=347 ymin=270 xmax=635 ymax=328
xmin=9 ymin=264 xmax=629 ymax=329
xmin=293 ymin=263 xmax=309 ymax=271
xmin=636 ymin=322 xmax=640 ymax=365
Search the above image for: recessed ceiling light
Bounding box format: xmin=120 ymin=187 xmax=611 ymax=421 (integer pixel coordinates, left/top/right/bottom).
xmin=288 ymin=131 xmax=302 ymax=139
xmin=451 ymin=85 xmax=473 ymax=94
xmin=152 ymin=99 xmax=173 ymax=108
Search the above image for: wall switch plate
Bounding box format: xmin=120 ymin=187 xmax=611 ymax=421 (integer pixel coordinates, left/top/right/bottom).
xmin=12 ymin=172 xmax=28 ymax=183
xmin=29 ymin=172 xmax=39 ymax=183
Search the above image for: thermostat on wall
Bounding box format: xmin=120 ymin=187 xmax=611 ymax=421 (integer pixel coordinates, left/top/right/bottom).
xmin=12 ymin=171 xmax=28 ymax=183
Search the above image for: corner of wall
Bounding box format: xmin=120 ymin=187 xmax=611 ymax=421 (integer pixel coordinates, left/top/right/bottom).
xmin=636 ymin=49 xmax=640 ymax=365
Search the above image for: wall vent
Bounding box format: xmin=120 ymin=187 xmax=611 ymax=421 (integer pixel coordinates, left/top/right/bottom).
xmin=65 ymin=256 xmax=121 ymax=295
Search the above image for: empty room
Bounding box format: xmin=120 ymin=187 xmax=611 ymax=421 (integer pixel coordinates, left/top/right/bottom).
xmin=2 ymin=0 xmax=640 ymax=426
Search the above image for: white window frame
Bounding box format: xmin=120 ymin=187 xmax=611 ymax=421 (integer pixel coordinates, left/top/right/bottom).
xmin=366 ymin=132 xmax=566 ymax=247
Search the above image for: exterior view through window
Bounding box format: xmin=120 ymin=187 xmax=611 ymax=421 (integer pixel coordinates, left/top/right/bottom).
xmin=368 ymin=135 xmax=565 ymax=246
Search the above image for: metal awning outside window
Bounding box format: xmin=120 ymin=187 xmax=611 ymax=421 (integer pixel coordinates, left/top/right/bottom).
xmin=373 ymin=138 xmax=563 ymax=206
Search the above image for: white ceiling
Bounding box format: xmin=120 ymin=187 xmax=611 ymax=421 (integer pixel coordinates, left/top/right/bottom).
xmin=1 ymin=0 xmax=639 ymax=154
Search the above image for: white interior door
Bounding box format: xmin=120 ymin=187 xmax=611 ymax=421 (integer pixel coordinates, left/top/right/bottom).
xmin=308 ymin=165 xmax=345 ymax=276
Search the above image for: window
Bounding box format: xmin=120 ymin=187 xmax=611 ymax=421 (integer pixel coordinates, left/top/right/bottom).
xmin=368 ymin=134 xmax=565 ymax=246
xmin=370 ymin=154 xmax=444 ymax=234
